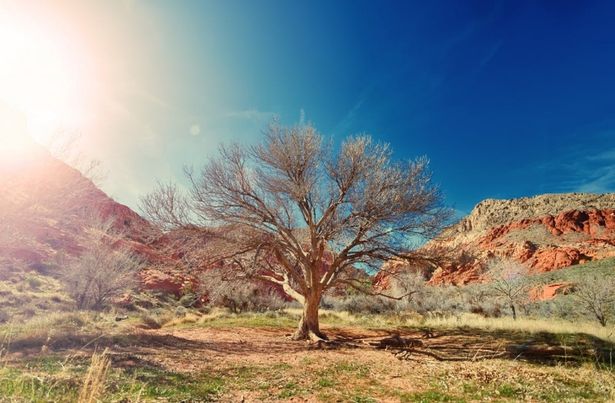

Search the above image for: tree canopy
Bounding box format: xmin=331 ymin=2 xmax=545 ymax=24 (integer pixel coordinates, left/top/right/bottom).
xmin=141 ymin=123 xmax=449 ymax=340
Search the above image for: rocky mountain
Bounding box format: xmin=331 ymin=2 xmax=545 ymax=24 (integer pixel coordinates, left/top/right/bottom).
xmin=421 ymin=193 xmax=615 ymax=285
xmin=0 ymin=142 xmax=280 ymax=299
xmin=0 ymin=141 xmax=200 ymax=295
xmin=0 ymin=141 xmax=156 ymax=264
xmin=5 ymin=142 xmax=614 ymax=297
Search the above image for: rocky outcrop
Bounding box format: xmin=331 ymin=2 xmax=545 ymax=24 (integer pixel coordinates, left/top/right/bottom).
xmin=450 ymin=193 xmax=615 ymax=238
xmin=140 ymin=269 xmax=198 ymax=297
xmin=530 ymin=282 xmax=574 ymax=301
xmin=0 ymin=142 xmax=177 ymax=293
xmin=413 ymin=193 xmax=615 ymax=285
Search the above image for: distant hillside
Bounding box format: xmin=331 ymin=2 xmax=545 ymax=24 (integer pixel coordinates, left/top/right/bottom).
xmin=380 ymin=193 xmax=615 ymax=286
xmin=0 ymin=142 xmax=284 ymax=299
xmin=0 ymin=142 xmax=198 ymax=297
xmin=0 ymin=141 xmax=158 ymax=267
xmin=445 ymin=193 xmax=615 ymax=244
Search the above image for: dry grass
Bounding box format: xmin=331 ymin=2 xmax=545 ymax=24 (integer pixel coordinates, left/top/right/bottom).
xmin=311 ymin=309 xmax=615 ymax=344
xmin=164 ymin=307 xmax=615 ymax=345
xmin=414 ymin=313 xmax=615 ymax=343
xmin=1 ymin=309 xmax=614 ymax=402
xmin=77 ymin=348 xmax=111 ymax=403
xmin=0 ymin=270 xmax=72 ymax=322
xmin=0 ymin=310 xmax=139 ymax=354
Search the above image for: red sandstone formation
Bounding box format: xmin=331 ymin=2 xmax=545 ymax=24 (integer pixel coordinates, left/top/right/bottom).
xmin=0 ymin=143 xmax=180 ymax=293
xmin=385 ymin=194 xmax=615 ymax=285
xmin=529 ymin=282 xmax=574 ymax=301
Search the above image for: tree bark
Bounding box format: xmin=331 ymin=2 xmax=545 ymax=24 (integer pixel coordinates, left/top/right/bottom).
xmin=510 ymin=304 xmax=517 ymax=320
xmin=292 ymin=290 xmax=327 ymax=342
xmin=596 ymin=313 xmax=607 ymax=327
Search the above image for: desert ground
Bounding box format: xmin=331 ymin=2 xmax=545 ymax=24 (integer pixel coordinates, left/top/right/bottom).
xmin=1 ymin=309 xmax=614 ymax=402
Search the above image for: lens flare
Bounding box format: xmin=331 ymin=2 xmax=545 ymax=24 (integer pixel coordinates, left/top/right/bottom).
xmin=0 ymin=8 xmax=91 ymax=150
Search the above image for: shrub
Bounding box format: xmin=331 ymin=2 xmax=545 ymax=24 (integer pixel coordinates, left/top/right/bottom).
xmin=200 ymin=267 xmax=289 ymax=313
xmin=324 ymin=294 xmax=397 ymax=314
xmin=138 ymin=310 xmax=174 ymax=329
xmin=24 ymin=274 xmax=43 ymax=290
xmin=179 ymin=292 xmax=199 ymax=308
xmin=573 ymin=274 xmax=615 ymax=327
xmin=139 ymin=314 xmax=163 ymax=329
xmin=59 ymin=217 xmax=143 ymax=311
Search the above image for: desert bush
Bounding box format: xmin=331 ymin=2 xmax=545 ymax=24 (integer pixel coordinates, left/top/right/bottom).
xmin=486 ymin=259 xmax=532 ymax=320
xmin=200 ymin=267 xmax=289 ymax=313
xmin=322 ymin=270 xmax=430 ymax=315
xmin=138 ymin=314 xmax=164 ymax=329
xmin=328 ymin=294 xmax=397 ymax=315
xmin=62 ymin=246 xmax=141 ymax=310
xmin=175 ymin=306 xmax=188 ymax=317
xmin=60 ymin=217 xmax=143 ymax=311
xmin=323 ymin=275 xmax=502 ymax=318
xmin=407 ymin=285 xmax=466 ymax=315
xmin=179 ymin=292 xmax=199 ymax=308
xmin=138 ymin=310 xmax=174 ymax=329
xmin=573 ymin=274 xmax=615 ymax=327
xmin=216 ymin=287 xmax=288 ymax=313
xmin=24 ymin=273 xmax=43 ymax=290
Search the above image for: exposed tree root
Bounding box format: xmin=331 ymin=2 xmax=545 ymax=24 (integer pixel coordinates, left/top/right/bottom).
xmin=394 ymin=348 xmax=509 ymax=362
xmin=290 ymin=329 xmax=329 ymax=343
xmin=371 ymin=334 xmax=423 ymax=350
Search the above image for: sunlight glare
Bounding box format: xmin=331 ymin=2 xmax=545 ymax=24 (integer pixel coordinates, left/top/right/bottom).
xmin=0 ymin=9 xmax=92 ymax=150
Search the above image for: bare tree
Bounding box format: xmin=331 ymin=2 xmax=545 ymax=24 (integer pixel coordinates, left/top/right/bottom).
xmin=60 ymin=215 xmax=143 ymax=310
xmin=139 ymin=181 xmax=193 ymax=232
xmin=573 ymin=274 xmax=615 ymax=327
xmin=141 ymin=123 xmax=449 ymax=341
xmin=487 ymin=260 xmax=531 ymax=320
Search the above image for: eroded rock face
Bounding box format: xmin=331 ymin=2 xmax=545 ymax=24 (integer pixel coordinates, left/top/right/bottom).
xmin=530 ymin=282 xmax=574 ymax=301
xmin=451 ymin=193 xmax=615 ymax=237
xmin=0 ymin=145 xmax=173 ymax=291
xmin=397 ymin=193 xmax=615 ymax=285
xmin=140 ymin=269 xmax=198 ymax=297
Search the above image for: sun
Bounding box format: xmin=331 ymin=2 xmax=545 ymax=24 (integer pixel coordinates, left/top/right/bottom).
xmin=0 ymin=8 xmax=91 ymax=151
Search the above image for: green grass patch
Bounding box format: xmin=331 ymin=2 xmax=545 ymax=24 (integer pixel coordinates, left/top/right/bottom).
xmin=0 ymin=356 xmax=225 ymax=402
xmin=401 ymin=390 xmax=462 ymax=402
xmin=532 ymin=257 xmax=615 ymax=284
xmin=195 ymin=310 xmax=299 ymax=329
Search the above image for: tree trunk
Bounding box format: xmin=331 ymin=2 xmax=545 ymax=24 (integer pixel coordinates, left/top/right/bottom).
xmin=292 ymin=291 xmax=327 ymax=342
xmin=597 ymin=313 xmax=607 ymax=327
xmin=511 ymin=304 xmax=517 ymax=320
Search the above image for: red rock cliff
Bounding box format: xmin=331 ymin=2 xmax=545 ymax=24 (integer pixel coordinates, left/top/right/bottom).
xmin=382 ymin=193 xmax=615 ymax=286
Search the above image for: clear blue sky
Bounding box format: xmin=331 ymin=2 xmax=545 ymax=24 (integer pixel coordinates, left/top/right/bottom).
xmin=7 ymin=1 xmax=615 ymax=214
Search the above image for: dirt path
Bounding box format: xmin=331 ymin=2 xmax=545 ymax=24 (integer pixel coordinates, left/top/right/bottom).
xmin=107 ymin=325 xmax=614 ymax=402
xmin=136 ymin=326 xmax=426 ymax=402
xmin=4 ymin=323 xmax=614 ymax=401
xmin=136 ymin=325 xmax=400 ymax=370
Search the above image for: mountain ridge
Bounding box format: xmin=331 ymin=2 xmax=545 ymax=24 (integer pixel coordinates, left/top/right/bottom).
xmin=453 ymin=192 xmax=615 ymax=237
xmin=426 ymin=193 xmax=615 ymax=284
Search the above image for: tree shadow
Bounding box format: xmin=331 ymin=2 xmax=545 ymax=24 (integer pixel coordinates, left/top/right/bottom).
xmin=312 ymin=327 xmax=615 ymax=366
xmin=6 ymin=325 xmax=614 ymax=369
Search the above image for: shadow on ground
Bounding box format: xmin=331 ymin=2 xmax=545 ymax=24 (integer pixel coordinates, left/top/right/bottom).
xmin=6 ymin=325 xmax=614 ymax=368
xmin=322 ymin=327 xmax=615 ymax=366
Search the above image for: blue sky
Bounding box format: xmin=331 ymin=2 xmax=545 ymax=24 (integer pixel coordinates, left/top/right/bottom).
xmin=6 ymin=1 xmax=615 ymax=215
